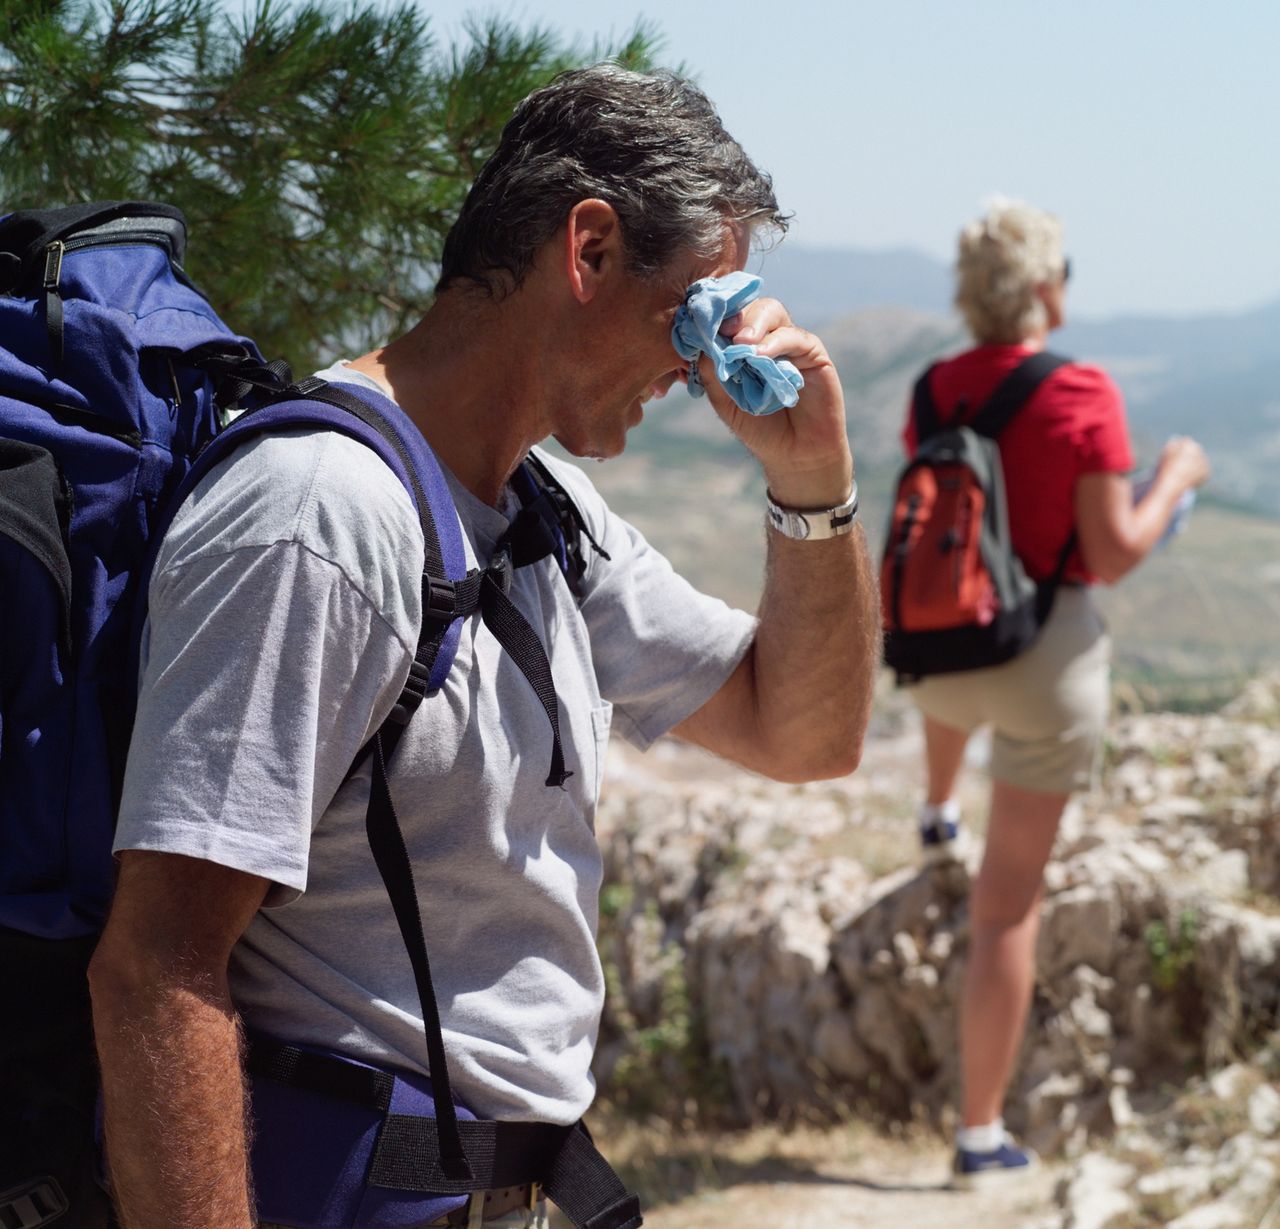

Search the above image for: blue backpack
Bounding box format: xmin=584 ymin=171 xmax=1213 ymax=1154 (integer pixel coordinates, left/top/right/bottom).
xmin=0 ymin=202 xmax=639 ymax=1229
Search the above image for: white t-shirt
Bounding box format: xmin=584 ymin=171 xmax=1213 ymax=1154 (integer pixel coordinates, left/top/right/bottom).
xmin=115 ymin=368 xmax=755 ymax=1124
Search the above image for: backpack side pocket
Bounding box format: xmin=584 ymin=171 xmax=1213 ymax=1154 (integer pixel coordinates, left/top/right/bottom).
xmin=0 ymin=436 xmax=78 ymax=936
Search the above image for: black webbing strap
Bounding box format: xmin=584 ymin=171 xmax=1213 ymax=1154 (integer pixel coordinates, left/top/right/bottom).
xmin=371 ymin=1119 xmax=642 ymax=1229
xmin=366 ymin=717 xmax=474 ymax=1182
xmin=43 ymin=244 xmax=64 ymax=370
xmin=910 ymin=364 xmax=943 ymax=443
xmin=1036 ymin=530 xmax=1080 ymax=622
xmin=477 ymin=556 xmax=570 ymax=788
xmin=192 ymin=348 xmax=294 ymax=410
xmin=358 ymin=545 xmax=570 ymax=1184
xmin=247 ymin=1036 xmax=394 ymax=1111
xmin=965 ymin=350 xmax=1071 ymax=440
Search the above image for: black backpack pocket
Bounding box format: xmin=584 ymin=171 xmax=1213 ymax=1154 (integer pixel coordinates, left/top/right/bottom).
xmin=0 ymin=437 xmax=77 ymax=929
xmin=0 ymin=436 xmax=72 ymax=654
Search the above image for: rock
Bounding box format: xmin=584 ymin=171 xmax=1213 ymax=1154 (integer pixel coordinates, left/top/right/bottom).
xmin=1062 ymin=1154 xmax=1136 ymax=1229
xmin=1210 ymin=1064 xmax=1255 ymax=1101
xmin=1192 ymin=849 xmax=1251 ymax=897
xmin=1212 ymin=1133 xmax=1260 ymax=1188
xmin=595 ymin=694 xmax=1280 ymax=1131
xmin=1166 ymin=1202 xmax=1252 ymax=1229
xmin=1070 ymin=994 xmax=1113 ymax=1043
xmin=1225 ymin=1155 xmax=1277 ymax=1208
xmin=1248 ymin=1082 xmax=1280 ymax=1136
xmin=1107 ymin=1085 xmax=1134 ymax=1130
xmin=1039 ymin=885 xmax=1122 ymax=978
xmin=811 ymin=1012 xmax=869 ymax=1081
xmin=1135 ymin=1164 xmax=1214 ymax=1207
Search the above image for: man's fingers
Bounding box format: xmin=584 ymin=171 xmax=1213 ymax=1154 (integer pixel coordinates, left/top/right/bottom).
xmin=751 ymin=325 xmax=828 ymax=370
xmin=726 ymin=297 xmax=792 ymax=343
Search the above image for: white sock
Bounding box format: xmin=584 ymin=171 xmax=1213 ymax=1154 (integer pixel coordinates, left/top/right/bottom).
xmin=919 ymin=799 xmax=960 ymax=831
xmin=957 ymin=1119 xmax=1005 ymax=1153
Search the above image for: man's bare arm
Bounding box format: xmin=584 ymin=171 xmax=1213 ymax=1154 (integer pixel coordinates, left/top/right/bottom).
xmin=88 ymin=851 xmax=270 ymax=1229
xmin=674 ymin=301 xmax=879 ymax=782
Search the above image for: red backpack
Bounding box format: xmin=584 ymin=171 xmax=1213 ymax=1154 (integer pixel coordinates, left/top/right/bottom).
xmin=881 ymin=351 xmax=1075 ymax=681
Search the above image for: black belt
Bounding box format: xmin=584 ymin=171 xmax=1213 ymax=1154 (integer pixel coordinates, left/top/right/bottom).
xmin=248 ymin=1039 xmax=641 ymax=1229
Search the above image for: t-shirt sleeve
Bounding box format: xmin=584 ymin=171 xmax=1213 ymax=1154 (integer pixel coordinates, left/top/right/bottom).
xmin=536 ymin=454 xmax=757 ymax=750
xmin=114 ymin=435 xmax=422 ymax=906
xmin=1053 ymin=363 xmax=1135 ymax=477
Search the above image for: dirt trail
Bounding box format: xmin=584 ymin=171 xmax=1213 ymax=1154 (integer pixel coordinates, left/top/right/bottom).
xmin=560 ymin=1125 xmax=1062 ymax=1229
xmin=635 ymin=1140 xmax=1060 ymax=1229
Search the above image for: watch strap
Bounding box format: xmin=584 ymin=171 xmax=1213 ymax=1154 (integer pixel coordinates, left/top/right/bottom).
xmin=766 ymin=483 xmax=859 ymax=540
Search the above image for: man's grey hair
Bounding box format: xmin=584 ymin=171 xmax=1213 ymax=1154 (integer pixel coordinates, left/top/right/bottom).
xmin=436 ymin=64 xmax=786 ymax=295
xmin=954 ymin=197 xmax=1066 ymax=344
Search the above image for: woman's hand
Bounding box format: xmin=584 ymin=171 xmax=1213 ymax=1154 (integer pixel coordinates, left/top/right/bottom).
xmin=1157 ymin=436 xmax=1211 ymax=492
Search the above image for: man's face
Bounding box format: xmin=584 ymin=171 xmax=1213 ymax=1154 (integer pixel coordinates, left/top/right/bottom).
xmin=553 ymin=225 xmax=749 ymax=460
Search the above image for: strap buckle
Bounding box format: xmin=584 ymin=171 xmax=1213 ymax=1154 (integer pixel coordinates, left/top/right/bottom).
xmin=424 ymin=575 xmax=458 ymax=623
xmin=486 ymin=549 xmax=513 ymax=597
xmin=42 ymin=241 xmax=64 ymax=290
xmin=0 ymin=1177 xmax=70 ymax=1229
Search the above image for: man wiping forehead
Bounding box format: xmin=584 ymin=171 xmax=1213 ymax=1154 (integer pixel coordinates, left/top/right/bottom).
xmin=90 ymin=64 xmax=881 ymax=1229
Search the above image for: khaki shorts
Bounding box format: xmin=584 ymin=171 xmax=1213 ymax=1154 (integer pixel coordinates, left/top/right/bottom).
xmin=906 ymin=586 xmax=1111 ymax=795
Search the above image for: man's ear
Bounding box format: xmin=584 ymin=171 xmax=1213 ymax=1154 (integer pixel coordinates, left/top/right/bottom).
xmin=564 ymin=199 xmax=622 ymax=304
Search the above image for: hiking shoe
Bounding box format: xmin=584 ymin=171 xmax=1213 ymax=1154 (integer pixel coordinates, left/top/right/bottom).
xmin=920 ymin=817 xmax=964 ymax=864
xmin=950 ymin=1138 xmax=1038 ymax=1189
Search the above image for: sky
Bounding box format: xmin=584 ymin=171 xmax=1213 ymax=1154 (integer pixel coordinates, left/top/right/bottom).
xmin=414 ymin=0 xmax=1280 ymax=321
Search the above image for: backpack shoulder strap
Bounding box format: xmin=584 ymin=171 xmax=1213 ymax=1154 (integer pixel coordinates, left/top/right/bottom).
xmin=966 ymin=350 xmax=1072 ymax=440
xmin=135 ymin=379 xmax=472 ymax=719
xmin=509 ymin=449 xmax=610 ymax=597
xmin=910 ymin=363 xmax=945 ymax=443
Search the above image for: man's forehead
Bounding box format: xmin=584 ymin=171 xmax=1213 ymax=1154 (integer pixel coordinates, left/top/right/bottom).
xmin=675 ymin=223 xmax=751 ymax=291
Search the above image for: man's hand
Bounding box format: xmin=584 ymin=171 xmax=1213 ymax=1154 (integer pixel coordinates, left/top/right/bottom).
xmin=699 ymin=297 xmax=853 ymax=507
xmin=676 ymin=298 xmax=878 ymax=783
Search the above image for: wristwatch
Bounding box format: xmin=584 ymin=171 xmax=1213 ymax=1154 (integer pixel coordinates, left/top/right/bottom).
xmin=766 ymin=483 xmax=859 ymax=540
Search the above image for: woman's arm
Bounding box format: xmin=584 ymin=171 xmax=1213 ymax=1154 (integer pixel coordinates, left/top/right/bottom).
xmin=1075 ymin=436 xmax=1210 ymax=584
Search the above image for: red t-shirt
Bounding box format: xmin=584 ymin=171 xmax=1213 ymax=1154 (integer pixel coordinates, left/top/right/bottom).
xmin=901 ymin=344 xmax=1134 ymax=584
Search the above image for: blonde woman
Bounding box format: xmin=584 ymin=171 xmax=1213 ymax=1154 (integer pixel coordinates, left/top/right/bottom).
xmin=900 ymin=199 xmax=1209 ymax=1184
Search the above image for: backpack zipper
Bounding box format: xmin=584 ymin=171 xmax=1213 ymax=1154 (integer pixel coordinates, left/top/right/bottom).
xmin=58 ymin=229 xmax=183 ymax=258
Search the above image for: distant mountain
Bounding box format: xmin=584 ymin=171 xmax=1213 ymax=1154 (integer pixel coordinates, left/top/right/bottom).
xmin=749 ymin=244 xmax=954 ymax=325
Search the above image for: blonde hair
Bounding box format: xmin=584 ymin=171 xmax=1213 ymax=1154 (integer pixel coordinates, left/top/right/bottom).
xmin=954 ymin=197 xmax=1065 ymax=343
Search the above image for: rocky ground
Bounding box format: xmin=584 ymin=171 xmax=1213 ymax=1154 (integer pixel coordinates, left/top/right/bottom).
xmin=586 ymin=679 xmax=1280 ymax=1227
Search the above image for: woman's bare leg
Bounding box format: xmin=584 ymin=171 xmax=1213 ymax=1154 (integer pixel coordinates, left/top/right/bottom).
xmin=960 ymin=779 xmax=1068 ymax=1128
xmin=923 ymin=716 xmax=969 ymax=805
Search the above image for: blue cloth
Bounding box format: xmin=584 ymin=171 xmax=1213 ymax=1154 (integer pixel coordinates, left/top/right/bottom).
xmin=671 ymin=271 xmax=804 ymax=416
